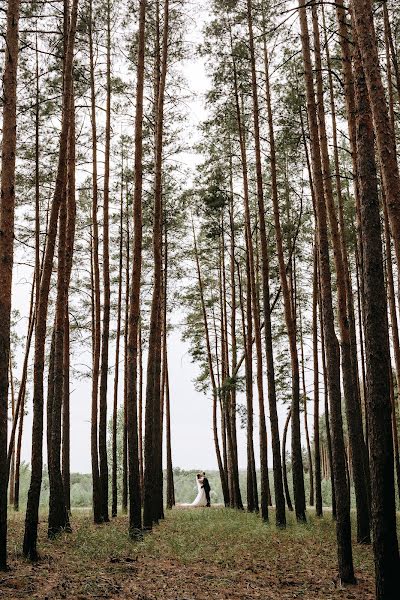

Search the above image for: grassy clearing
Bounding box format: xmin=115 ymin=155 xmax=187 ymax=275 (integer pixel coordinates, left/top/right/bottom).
xmin=1 ymin=506 xmax=379 ymax=599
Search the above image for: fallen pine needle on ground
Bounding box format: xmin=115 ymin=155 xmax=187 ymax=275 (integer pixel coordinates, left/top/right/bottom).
xmin=2 ymin=507 xmax=381 ymax=599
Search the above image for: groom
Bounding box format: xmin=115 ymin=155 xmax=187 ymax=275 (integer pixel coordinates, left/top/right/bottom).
xmin=202 ymin=472 xmax=211 ymax=507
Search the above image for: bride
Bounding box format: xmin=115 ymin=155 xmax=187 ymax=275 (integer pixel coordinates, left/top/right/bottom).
xmin=181 ymin=473 xmax=207 ymax=507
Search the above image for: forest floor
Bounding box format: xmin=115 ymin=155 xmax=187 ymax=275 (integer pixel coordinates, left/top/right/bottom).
xmin=1 ymin=506 xmax=382 ymax=599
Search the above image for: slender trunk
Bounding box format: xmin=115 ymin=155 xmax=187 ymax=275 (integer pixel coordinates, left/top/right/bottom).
xmin=192 ymin=222 xmax=229 ymax=505
xmin=8 ymin=359 xmax=15 ymax=507
xmin=127 ymin=0 xmax=147 ymax=536
xmin=143 ymin=0 xmax=169 ymax=529
xmin=163 ymin=227 xmax=175 ymax=508
xmin=62 ymin=310 xmax=71 ymax=514
xmin=219 ymin=227 xmax=231 ymax=504
xmin=312 ymin=243 xmax=323 ymax=516
xmin=389 ymin=351 xmax=400 ymax=502
xmin=163 ymin=232 xmax=175 ymax=509
xmin=23 ymin=0 xmax=79 ymax=559
xmin=98 ymin=0 xmax=112 ymax=523
xmin=88 ymin=0 xmax=102 ymax=524
xmin=319 ymin=268 xmax=337 ymax=519
xmin=245 ymin=0 xmax=277 ymax=522
xmin=260 ymin=8 xmax=287 ymax=526
xmin=138 ymin=320 xmax=144 ymax=496
xmin=355 ymin=245 xmax=368 ymax=441
xmin=282 ymin=410 xmax=293 ymax=512
xmin=122 ymin=177 xmax=130 ymax=514
xmin=48 ymin=172 xmax=70 ymax=538
xmin=62 ymin=91 xmax=76 ymax=515
xmin=228 ymin=174 xmax=243 ymax=511
xmin=112 ymin=179 xmax=124 ymax=518
xmin=262 ymin=13 xmax=300 ymax=526
xmin=237 ymin=262 xmax=257 ymax=512
xmin=299 ymin=306 xmax=314 ymax=506
xmin=0 ymin=0 xmax=21 ymax=570
xmin=298 ymin=0 xmax=355 ymax=582
xmin=312 ymin=5 xmax=370 ymax=544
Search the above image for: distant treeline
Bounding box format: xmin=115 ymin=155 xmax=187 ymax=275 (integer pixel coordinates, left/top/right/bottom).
xmin=14 ymin=465 xmax=351 ymax=510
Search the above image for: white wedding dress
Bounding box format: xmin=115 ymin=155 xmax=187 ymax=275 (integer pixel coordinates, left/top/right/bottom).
xmin=180 ymin=478 xmax=207 ymax=507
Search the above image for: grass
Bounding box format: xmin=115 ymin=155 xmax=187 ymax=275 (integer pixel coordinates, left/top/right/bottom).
xmin=1 ymin=506 xmax=379 ymax=599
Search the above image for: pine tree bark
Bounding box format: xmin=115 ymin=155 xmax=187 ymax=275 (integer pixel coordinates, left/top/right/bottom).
xmin=227 ymin=175 xmax=243 ymax=511
xmin=0 ymin=0 xmax=21 ymax=570
xmin=62 ymin=91 xmax=76 ymax=515
xmin=48 ymin=207 xmax=70 ymax=536
xmin=138 ymin=320 xmax=144 ymax=497
xmin=163 ymin=233 xmax=175 ymax=509
xmin=8 ymin=359 xmax=15 ymax=507
xmin=237 ymin=261 xmax=257 ymax=512
xmin=261 ymin=13 xmax=289 ymax=526
xmin=88 ymin=0 xmax=102 ymax=524
xmin=312 ymin=243 xmax=323 ymax=516
xmin=354 ymin=30 xmax=400 ymax=598
xmin=143 ymin=0 xmax=169 ymax=529
xmin=245 ymin=0 xmax=279 ymax=522
xmin=282 ymin=409 xmax=293 ymax=512
xmin=299 ymin=306 xmax=314 ymax=506
xmin=122 ymin=181 xmax=130 ymax=514
xmin=298 ymin=0 xmax=355 ymax=582
xmin=126 ymin=0 xmax=147 ymax=536
xmin=112 ymin=176 xmax=124 ymax=518
xmin=312 ymin=4 xmax=370 ymax=544
xmin=23 ymin=0 xmax=79 ymax=560
xmin=48 ymin=180 xmax=70 ymax=538
xmin=351 ymin=0 xmax=400 ymax=287
xmin=98 ymin=0 xmax=112 ymax=523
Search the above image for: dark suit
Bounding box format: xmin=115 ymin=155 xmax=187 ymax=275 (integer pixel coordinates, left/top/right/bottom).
xmin=202 ymin=477 xmax=211 ymax=507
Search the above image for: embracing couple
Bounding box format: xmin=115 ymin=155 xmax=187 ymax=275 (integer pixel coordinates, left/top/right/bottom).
xmin=190 ymin=472 xmax=211 ymax=508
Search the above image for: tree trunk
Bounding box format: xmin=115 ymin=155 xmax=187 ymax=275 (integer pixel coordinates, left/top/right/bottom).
xmin=351 ymin=0 xmax=400 ymax=286
xmin=138 ymin=320 xmax=144 ymax=497
xmin=298 ymin=0 xmax=355 ymax=583
xmin=312 ymin=242 xmax=323 ymax=516
xmin=245 ymin=0 xmax=278 ymax=523
xmin=162 ymin=230 xmax=175 ymax=509
xmin=88 ymin=0 xmax=102 ymax=524
xmin=112 ymin=177 xmax=124 ymax=518
xmin=0 ymin=0 xmax=21 ymax=570
xmin=354 ymin=28 xmax=400 ymax=598
xmin=126 ymin=0 xmax=147 ymax=537
xmin=143 ymin=0 xmax=169 ymax=529
xmin=122 ymin=177 xmax=130 ymax=514
xmin=193 ymin=222 xmax=229 ymax=505
xmin=282 ymin=409 xmax=293 ymax=512
xmin=8 ymin=359 xmax=15 ymax=507
xmin=260 ymin=8 xmax=289 ymax=526
xmin=48 ymin=173 xmax=70 ymax=538
xmin=312 ymin=5 xmax=370 ymax=544
xmin=299 ymin=306 xmax=314 ymax=506
xmin=236 ymin=261 xmax=256 ymax=512
xmin=98 ymin=0 xmax=112 ymax=523
xmin=227 ymin=172 xmax=243 ymax=511
xmin=62 ymin=90 xmax=76 ymax=515
xmin=23 ymin=0 xmax=79 ymax=560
